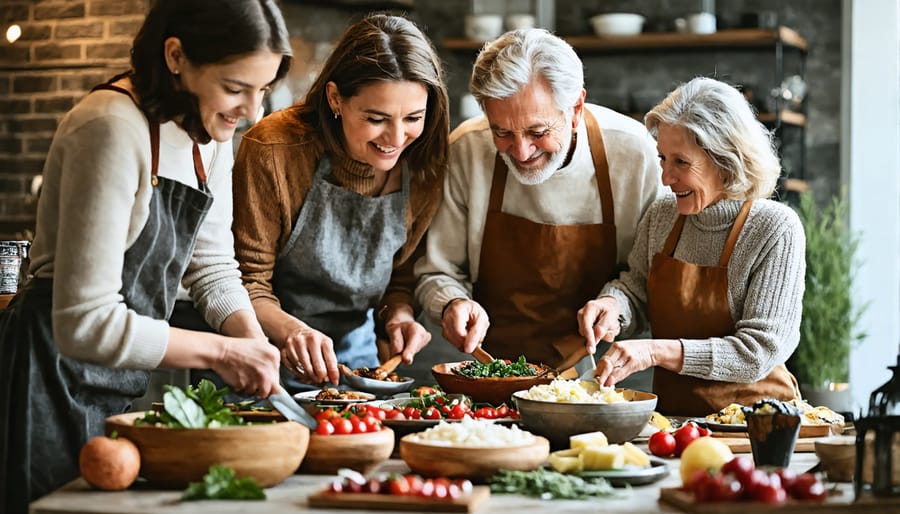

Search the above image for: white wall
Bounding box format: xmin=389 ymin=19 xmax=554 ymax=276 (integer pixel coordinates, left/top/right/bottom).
xmin=843 ymin=0 xmax=900 ymax=414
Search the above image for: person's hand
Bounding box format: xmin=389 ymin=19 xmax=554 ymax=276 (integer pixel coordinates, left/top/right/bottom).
xmin=212 ymin=335 xmax=281 ymax=397
xmin=383 ymin=307 xmax=431 ymax=364
xmin=280 ymin=321 xmax=339 ymax=385
xmin=577 ymin=296 xmax=622 ymax=354
xmin=593 ymin=339 xmax=656 ymax=387
xmin=440 ymin=298 xmax=490 ymax=354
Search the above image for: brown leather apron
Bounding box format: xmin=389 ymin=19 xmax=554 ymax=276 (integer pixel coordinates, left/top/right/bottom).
xmin=648 ymin=200 xmax=798 ymax=416
xmin=473 ymin=109 xmax=618 ymax=369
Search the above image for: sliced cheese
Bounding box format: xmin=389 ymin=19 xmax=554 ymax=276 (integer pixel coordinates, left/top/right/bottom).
xmin=581 ymin=445 xmax=625 ymax=471
xmin=570 ymin=431 xmax=608 ymax=450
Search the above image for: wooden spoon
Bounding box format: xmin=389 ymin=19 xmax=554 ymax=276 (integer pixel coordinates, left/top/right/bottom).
xmin=371 ymin=354 xmax=404 ymax=380
xmin=471 ymin=346 xmax=495 ymax=364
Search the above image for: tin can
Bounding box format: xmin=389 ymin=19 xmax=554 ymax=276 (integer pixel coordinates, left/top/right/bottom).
xmin=0 ymin=240 xmax=25 ymax=294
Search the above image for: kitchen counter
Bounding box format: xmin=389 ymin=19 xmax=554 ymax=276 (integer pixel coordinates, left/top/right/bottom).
xmin=30 ymin=452 xmax=860 ymax=514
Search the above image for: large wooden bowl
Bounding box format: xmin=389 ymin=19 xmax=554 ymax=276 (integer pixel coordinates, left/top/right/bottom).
xmin=432 ymin=361 xmax=553 ymax=406
xmin=298 ymin=427 xmax=395 ymax=475
xmin=399 ymin=432 xmax=550 ymax=481
xmin=105 ymin=411 xmax=309 ymax=488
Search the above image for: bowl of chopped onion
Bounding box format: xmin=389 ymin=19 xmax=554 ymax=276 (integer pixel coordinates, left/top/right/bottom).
xmin=431 ymin=357 xmax=554 ymax=406
xmin=399 ymin=417 xmax=549 ymax=481
xmin=513 ymin=379 xmax=657 ymax=448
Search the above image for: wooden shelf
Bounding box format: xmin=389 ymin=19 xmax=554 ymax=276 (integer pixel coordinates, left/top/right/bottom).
xmin=758 ymin=110 xmax=806 ymax=127
xmin=443 ymin=27 xmax=808 ymax=52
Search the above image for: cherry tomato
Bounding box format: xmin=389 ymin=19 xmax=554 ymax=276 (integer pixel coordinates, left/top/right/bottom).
xmin=788 ymin=472 xmax=826 ymax=501
xmin=388 ymin=476 xmax=410 ymax=495
xmin=367 ymin=405 xmax=387 ymax=420
xmin=331 ymin=416 xmax=353 ymax=435
xmin=754 ymin=483 xmax=787 ymax=504
xmin=402 ymin=406 xmax=421 ymax=420
xmin=720 ymin=456 xmax=755 ymax=485
xmin=418 ymin=478 xmax=435 ymax=498
xmin=314 ymin=408 xmax=339 ymax=422
xmin=404 ymin=474 xmax=424 ymax=495
xmin=448 ymin=404 xmax=468 ymax=419
xmin=674 ymin=422 xmax=701 ymax=457
xmin=362 ymin=414 xmax=381 ymax=431
xmin=648 ymin=430 xmax=677 ymax=457
xmin=773 ymin=467 xmax=797 ymax=491
xmin=495 ymin=404 xmax=510 ymax=418
xmin=413 ymin=386 xmax=439 ymax=397
xmin=422 ymin=406 xmax=442 ymax=420
xmin=697 ymin=426 xmax=712 ymax=437
xmin=316 ymin=420 xmax=335 ymax=436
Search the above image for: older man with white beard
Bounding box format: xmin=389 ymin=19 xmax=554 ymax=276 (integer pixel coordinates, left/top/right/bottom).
xmin=414 ymin=28 xmax=665 ymax=371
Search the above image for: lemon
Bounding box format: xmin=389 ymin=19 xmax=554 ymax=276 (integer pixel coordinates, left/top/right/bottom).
xmin=679 ymin=436 xmax=734 ymax=485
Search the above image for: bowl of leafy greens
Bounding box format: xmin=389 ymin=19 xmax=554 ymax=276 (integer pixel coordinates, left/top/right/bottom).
xmin=105 ymin=380 xmax=309 ymax=489
xmin=431 ymin=357 xmax=554 ymax=406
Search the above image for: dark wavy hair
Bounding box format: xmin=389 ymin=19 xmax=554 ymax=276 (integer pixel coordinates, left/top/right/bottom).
xmin=298 ymin=14 xmax=449 ymax=180
xmin=131 ymin=0 xmax=292 ymax=144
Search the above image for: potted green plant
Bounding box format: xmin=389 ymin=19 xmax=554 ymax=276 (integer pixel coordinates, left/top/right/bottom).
xmin=788 ymin=191 xmax=866 ymax=412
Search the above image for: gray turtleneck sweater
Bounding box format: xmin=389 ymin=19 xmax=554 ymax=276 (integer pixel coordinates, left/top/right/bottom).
xmin=600 ymin=195 xmax=806 ymax=383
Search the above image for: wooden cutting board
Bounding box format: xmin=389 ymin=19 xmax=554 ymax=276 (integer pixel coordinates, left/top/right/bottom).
xmin=659 ymin=487 xmax=900 ymax=512
xmin=709 ymin=434 xmax=818 ymax=453
xmin=307 ymin=485 xmax=490 ymax=512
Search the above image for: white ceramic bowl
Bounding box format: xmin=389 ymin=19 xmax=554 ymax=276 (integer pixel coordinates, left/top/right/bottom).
xmin=590 ymin=13 xmax=645 ymax=37
xmin=465 ymin=14 xmax=504 ymax=42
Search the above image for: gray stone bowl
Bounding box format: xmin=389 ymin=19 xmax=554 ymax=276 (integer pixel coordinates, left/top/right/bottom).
xmin=513 ymin=388 xmax=657 ymax=449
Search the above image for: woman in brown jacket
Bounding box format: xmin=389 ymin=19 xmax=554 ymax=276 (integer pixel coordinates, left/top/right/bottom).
xmin=232 ymin=14 xmax=449 ymax=390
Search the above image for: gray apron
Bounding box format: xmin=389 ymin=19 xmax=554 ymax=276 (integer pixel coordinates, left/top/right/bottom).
xmin=0 ymin=82 xmax=213 ymax=512
xmin=272 ymin=155 xmax=408 ymax=392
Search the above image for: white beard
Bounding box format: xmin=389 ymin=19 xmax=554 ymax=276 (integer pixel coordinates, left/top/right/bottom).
xmin=502 ymin=125 xmax=575 ymax=186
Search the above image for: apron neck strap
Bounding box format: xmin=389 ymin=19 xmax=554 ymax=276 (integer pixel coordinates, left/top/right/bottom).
xmin=719 ymin=200 xmax=753 ymax=266
xmin=583 ymin=109 xmax=614 ymax=225
xmin=662 ymin=215 xmax=686 ymax=256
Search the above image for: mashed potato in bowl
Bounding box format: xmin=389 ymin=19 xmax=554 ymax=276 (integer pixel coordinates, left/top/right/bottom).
xmin=519 ymin=378 xmax=626 ymax=404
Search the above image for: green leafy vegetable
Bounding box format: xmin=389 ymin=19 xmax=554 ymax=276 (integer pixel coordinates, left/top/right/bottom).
xmin=135 ymin=379 xmax=246 ymax=428
xmin=163 ymin=385 xmax=207 ymax=428
xmin=182 ymin=465 xmax=265 ymax=501
xmin=489 ymin=469 xmax=625 ymax=500
xmin=455 ymin=356 xmax=537 ymax=378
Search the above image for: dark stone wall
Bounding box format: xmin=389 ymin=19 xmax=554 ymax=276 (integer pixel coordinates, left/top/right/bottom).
xmin=407 ymin=0 xmax=842 ymax=202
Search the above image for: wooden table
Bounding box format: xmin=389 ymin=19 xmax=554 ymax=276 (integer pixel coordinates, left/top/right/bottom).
xmin=29 ymin=452 xmax=865 ymax=514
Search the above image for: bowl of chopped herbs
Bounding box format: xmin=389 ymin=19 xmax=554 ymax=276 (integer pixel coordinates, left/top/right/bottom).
xmin=105 ymin=380 xmax=309 ymax=488
xmin=431 ymin=356 xmax=554 ymax=406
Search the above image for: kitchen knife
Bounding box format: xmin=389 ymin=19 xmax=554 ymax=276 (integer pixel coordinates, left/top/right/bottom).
xmin=268 ymin=385 xmax=318 ymax=430
xmin=579 ymin=353 xmax=598 ymax=381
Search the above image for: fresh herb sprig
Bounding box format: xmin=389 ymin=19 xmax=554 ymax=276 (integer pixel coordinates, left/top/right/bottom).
xmin=136 ymin=379 xmax=246 ymax=428
xmin=182 ymin=465 xmax=265 ymax=501
xmin=489 ymin=468 xmax=625 ymax=500
xmin=455 ymin=356 xmax=537 ymax=378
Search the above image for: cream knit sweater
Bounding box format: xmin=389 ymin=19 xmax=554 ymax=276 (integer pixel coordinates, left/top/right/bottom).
xmin=29 ymin=89 xmax=252 ymax=369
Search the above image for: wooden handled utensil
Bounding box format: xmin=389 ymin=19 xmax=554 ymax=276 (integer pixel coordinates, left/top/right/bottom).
xmin=471 ymin=346 xmax=495 ymax=364
xmin=371 ymin=354 xmax=403 ymax=380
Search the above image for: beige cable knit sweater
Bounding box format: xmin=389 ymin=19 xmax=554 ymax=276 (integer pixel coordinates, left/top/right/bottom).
xmin=600 ymin=196 xmax=806 ymax=383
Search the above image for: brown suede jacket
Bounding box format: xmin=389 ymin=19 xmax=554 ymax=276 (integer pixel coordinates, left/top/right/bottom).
xmin=232 ymin=104 xmax=443 ymax=319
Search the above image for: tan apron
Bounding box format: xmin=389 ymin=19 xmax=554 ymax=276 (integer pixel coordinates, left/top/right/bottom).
xmin=473 ymin=109 xmax=618 ymax=369
xmin=648 ymin=200 xmax=799 ymax=416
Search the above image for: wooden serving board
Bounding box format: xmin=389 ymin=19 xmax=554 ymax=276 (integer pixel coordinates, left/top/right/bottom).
xmin=659 ymin=487 xmax=900 ymax=512
xmin=307 ymin=485 xmax=491 ymax=512
xmin=710 ymin=435 xmax=818 ymax=453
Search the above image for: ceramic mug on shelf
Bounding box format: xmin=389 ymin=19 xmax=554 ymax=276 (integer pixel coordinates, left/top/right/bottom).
xmin=686 ymin=12 xmax=716 ymax=34
xmin=464 ymin=14 xmax=503 ymax=42
xmin=505 ymin=14 xmax=535 ymax=31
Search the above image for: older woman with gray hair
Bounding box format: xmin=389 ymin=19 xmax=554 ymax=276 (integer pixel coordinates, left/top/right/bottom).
xmin=577 ymin=77 xmax=805 ymax=416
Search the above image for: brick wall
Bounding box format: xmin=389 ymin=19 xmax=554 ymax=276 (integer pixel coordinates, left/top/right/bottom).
xmin=0 ymin=0 xmax=149 ymax=239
